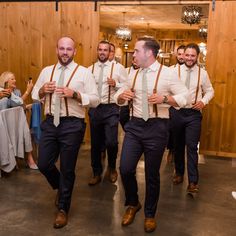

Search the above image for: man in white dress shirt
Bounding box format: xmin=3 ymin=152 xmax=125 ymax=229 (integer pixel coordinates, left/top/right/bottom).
xmin=114 ymin=36 xmax=189 ymax=233
xmin=119 ymin=58 xmax=140 ymax=130
xmin=32 ymin=36 xmax=99 ymax=229
xmin=88 ymin=40 xmax=128 ymax=185
xmin=170 ymin=43 xmax=214 ymax=193
xmin=167 ymin=45 xmax=186 ymax=163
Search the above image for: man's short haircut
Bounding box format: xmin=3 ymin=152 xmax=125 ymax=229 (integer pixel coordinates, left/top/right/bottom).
xmin=177 ymin=45 xmax=186 ymax=52
xmin=137 ymin=36 xmax=160 ymax=58
xmin=97 ymin=40 xmax=110 ymax=51
xmin=185 ymin=43 xmax=200 ymax=55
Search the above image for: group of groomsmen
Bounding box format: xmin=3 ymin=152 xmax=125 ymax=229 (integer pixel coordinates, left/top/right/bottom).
xmin=32 ymin=36 xmax=214 ymax=233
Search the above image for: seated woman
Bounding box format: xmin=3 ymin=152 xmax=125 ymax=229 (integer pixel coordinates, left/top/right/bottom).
xmin=0 ymin=71 xmax=38 ymax=170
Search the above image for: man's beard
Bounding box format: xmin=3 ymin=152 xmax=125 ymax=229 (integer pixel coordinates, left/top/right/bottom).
xmin=177 ymin=59 xmax=185 ymax=65
xmin=98 ymin=55 xmax=108 ymax=63
xmin=58 ymin=55 xmax=73 ymax=66
xmin=185 ymin=60 xmax=197 ymax=68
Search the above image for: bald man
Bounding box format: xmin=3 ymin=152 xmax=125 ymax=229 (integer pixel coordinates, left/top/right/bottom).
xmin=32 ymin=36 xmax=99 ymax=229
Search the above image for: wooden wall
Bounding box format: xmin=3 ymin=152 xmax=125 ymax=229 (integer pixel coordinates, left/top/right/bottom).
xmin=200 ymin=1 xmax=236 ymax=157
xmin=0 ymin=2 xmax=99 ymax=95
xmin=0 ymin=2 xmax=99 ymax=142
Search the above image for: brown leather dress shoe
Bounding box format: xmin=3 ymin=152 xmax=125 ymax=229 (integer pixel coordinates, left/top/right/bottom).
xmin=104 ymin=167 xmax=118 ymax=183
xmin=187 ymin=183 xmax=199 ymax=193
xmin=121 ymin=202 xmax=142 ymax=226
xmin=53 ymin=210 xmax=68 ymax=229
xmin=144 ymin=218 xmax=156 ymax=233
xmin=110 ymin=169 xmax=118 ymax=183
xmin=88 ymin=175 xmax=101 ymax=186
xmin=173 ymin=174 xmax=183 ymax=185
xmin=166 ymin=150 xmax=173 ymax=163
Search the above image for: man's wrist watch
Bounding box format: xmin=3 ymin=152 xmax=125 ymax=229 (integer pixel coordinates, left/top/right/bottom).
xmin=72 ymin=91 xmax=78 ymax=99
xmin=163 ymin=95 xmax=169 ymax=104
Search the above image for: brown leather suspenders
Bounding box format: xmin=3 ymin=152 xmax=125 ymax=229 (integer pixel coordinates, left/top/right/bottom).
xmin=48 ymin=64 xmax=57 ymax=115
xmin=129 ymin=64 xmax=163 ymax=118
xmin=129 ymin=69 xmax=140 ymax=117
xmin=194 ymin=66 xmax=201 ymax=105
xmin=152 ymin=64 xmax=163 ymax=117
xmin=64 ymin=65 xmax=79 ymax=116
xmin=47 ymin=64 xmax=79 ymax=116
xmin=108 ymin=62 xmax=114 ymax=104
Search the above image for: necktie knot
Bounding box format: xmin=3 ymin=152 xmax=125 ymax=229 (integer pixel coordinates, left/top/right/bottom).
xmin=143 ymin=68 xmax=149 ymax=75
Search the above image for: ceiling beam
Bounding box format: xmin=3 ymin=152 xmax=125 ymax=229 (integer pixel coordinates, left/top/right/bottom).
xmin=99 ymin=1 xmax=210 ymax=5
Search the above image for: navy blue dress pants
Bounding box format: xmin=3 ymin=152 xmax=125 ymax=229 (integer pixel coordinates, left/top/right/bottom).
xmin=170 ymin=107 xmax=202 ymax=184
xmin=120 ymin=117 xmax=168 ymax=218
xmin=119 ymin=105 xmax=130 ymax=130
xmin=89 ymin=104 xmax=119 ymax=176
xmin=38 ymin=115 xmax=86 ymax=213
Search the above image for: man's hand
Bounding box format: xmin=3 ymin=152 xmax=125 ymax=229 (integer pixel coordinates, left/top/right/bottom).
xmin=55 ymin=87 xmax=73 ymax=98
xmin=148 ymin=93 xmax=164 ymax=104
xmin=118 ymin=89 xmax=135 ymax=104
xmin=107 ymin=77 xmax=116 ymax=87
xmin=192 ymin=101 xmax=205 ymax=110
xmin=55 ymin=87 xmax=82 ymax=102
xmin=39 ymin=81 xmax=56 ymax=99
xmin=41 ymin=81 xmax=56 ymax=94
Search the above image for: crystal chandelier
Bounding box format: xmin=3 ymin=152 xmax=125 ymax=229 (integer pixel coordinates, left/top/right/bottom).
xmin=181 ymin=6 xmax=202 ymax=25
xmin=115 ymin=12 xmax=132 ymax=41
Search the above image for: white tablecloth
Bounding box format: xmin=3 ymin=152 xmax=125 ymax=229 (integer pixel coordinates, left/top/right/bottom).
xmin=0 ymin=106 xmax=32 ymax=172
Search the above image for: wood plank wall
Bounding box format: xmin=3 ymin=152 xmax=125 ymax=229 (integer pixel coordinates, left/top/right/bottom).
xmin=200 ymin=1 xmax=236 ymax=157
xmin=0 ymin=2 xmax=99 ymax=96
xmin=0 ymin=2 xmax=99 ymax=142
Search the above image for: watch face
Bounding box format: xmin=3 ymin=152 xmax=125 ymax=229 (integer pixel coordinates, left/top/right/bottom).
xmin=163 ymin=96 xmax=168 ymax=103
xmin=73 ymin=91 xmax=78 ymax=99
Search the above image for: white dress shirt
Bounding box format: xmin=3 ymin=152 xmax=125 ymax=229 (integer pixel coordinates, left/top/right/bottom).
xmin=32 ymin=61 xmax=99 ymax=118
xmin=171 ymin=64 xmax=214 ymax=107
xmin=114 ymin=61 xmax=189 ymax=119
xmin=89 ymin=60 xmax=128 ymax=104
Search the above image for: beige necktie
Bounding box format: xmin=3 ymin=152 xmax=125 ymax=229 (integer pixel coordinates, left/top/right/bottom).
xmin=142 ymin=69 xmax=149 ymax=121
xmin=185 ymin=69 xmax=191 ymax=89
xmin=98 ymin=64 xmax=105 ymax=97
xmin=53 ymin=66 xmax=65 ymax=127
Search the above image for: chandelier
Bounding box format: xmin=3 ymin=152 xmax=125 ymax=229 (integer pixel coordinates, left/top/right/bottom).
xmin=181 ymin=6 xmax=202 ymax=25
xmin=115 ymin=12 xmax=132 ymax=41
xmin=199 ymin=24 xmax=208 ymax=40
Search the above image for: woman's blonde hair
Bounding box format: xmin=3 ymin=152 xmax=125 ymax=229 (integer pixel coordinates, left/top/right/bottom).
xmin=0 ymin=71 xmax=15 ymax=88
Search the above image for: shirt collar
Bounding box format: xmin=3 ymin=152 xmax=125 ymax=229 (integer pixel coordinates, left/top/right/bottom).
xmin=98 ymin=60 xmax=110 ymax=67
xmin=141 ymin=60 xmax=160 ymax=73
xmin=56 ymin=60 xmax=76 ymax=71
xmin=182 ymin=63 xmax=198 ymax=72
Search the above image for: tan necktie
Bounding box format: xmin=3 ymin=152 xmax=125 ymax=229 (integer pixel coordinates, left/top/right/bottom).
xmin=185 ymin=69 xmax=191 ymax=89
xmin=98 ymin=64 xmax=105 ymax=97
xmin=142 ymin=69 xmax=149 ymax=121
xmin=53 ymin=66 xmax=65 ymax=127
